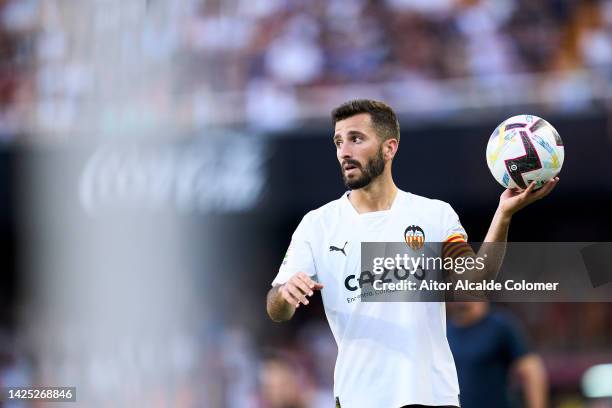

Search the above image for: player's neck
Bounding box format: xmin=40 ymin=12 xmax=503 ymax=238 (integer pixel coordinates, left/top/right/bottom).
xmin=348 ymin=175 xmax=398 ymax=214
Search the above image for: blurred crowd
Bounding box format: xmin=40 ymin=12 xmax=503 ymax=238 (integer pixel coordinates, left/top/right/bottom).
xmin=0 ymin=0 xmax=611 ymax=135
xmin=208 ymin=0 xmax=612 ymax=86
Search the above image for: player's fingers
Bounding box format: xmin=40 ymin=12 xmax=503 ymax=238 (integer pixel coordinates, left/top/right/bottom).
xmin=295 ymin=272 xmax=311 ymax=286
xmin=297 ymin=271 xmax=310 ymax=280
xmin=285 ymin=283 xmax=309 ymax=306
xmin=303 ymin=276 xmax=324 ymax=291
xmin=304 ymin=275 xmax=324 ymax=290
xmin=503 ymin=188 xmax=520 ymax=199
xmin=280 ymin=285 xmax=301 ymax=308
xmin=296 ymin=273 xmax=320 ymax=292
xmin=532 ymin=177 xmax=558 ymax=199
xmin=523 ymin=181 xmax=537 ymax=195
xmin=292 ymin=276 xmax=314 ymax=296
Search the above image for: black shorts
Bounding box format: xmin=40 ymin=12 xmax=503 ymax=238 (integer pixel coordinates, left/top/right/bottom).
xmin=335 ymin=397 xmax=458 ymax=408
xmin=400 ymin=406 xmax=459 ymax=408
xmin=336 ymin=403 xmax=458 ymax=408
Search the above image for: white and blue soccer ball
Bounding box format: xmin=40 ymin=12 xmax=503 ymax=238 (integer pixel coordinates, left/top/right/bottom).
xmin=486 ymin=114 xmax=564 ymax=190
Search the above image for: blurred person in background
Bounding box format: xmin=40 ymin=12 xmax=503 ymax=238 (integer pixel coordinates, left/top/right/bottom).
xmin=447 ymin=302 xmax=548 ymax=408
xmin=258 ymin=354 xmax=311 ymax=408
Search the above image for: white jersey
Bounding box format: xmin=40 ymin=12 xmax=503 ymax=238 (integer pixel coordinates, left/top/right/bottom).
xmin=272 ymin=190 xmax=468 ymax=408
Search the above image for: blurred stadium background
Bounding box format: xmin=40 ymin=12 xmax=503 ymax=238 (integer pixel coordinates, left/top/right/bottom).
xmin=0 ymin=0 xmax=611 ymax=406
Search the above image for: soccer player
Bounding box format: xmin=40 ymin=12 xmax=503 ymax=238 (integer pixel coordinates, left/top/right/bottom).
xmin=266 ymin=99 xmax=558 ymax=408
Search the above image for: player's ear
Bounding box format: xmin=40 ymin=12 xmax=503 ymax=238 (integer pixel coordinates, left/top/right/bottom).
xmin=383 ymin=138 xmax=399 ymax=160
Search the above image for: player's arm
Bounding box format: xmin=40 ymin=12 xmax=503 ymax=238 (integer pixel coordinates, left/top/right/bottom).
xmin=513 ymin=354 xmax=548 ymax=408
xmin=266 ymin=272 xmax=324 ymax=322
xmin=477 ymin=177 xmax=559 ymax=279
xmin=268 ymin=213 xmax=321 ymax=322
xmin=447 ymin=178 xmax=559 ymax=284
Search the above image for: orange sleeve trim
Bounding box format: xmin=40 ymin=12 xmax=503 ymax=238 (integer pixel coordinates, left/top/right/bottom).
xmin=444 ymin=233 xmax=466 ymax=243
xmin=442 ymin=237 xmax=474 ymax=258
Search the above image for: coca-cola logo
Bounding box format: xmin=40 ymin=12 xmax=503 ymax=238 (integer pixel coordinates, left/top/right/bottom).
xmin=79 ymin=137 xmax=266 ymax=215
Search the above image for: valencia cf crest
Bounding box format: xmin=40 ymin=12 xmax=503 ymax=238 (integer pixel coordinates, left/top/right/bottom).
xmin=404 ymin=225 xmax=425 ymax=250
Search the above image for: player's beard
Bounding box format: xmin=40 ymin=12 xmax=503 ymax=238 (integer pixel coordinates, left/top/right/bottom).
xmin=341 ymin=145 xmax=385 ymax=190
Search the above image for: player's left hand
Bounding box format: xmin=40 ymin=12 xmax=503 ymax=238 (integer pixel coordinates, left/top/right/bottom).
xmin=498 ymin=177 xmax=559 ymax=216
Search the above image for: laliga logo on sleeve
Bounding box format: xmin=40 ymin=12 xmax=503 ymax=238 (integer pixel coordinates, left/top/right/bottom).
xmin=404 ymin=225 xmax=425 ymax=250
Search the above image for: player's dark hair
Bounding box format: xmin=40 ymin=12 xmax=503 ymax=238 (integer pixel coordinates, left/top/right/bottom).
xmin=331 ymin=99 xmax=400 ymax=142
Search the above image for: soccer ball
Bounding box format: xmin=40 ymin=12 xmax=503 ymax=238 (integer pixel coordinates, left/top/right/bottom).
xmin=486 ymin=114 xmax=564 ymax=190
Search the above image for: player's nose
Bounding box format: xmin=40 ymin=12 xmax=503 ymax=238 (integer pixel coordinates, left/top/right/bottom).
xmin=338 ymin=142 xmax=352 ymax=160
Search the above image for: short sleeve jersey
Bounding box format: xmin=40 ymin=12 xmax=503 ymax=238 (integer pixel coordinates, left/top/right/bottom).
xmin=272 ymin=190 xmax=468 ymax=408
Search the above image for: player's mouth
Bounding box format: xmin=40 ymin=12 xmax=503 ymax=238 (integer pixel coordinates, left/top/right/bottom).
xmin=343 ymin=163 xmax=360 ymax=175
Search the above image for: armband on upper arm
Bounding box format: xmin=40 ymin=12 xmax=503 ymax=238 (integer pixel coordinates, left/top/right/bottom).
xmin=442 ymin=233 xmax=474 ymax=260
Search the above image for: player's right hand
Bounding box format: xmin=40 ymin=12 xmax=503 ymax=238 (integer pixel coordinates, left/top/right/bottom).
xmin=280 ymin=272 xmax=324 ymax=308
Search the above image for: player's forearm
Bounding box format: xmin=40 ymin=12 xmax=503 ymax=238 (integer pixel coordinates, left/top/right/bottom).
xmin=472 ymin=208 xmax=512 ymax=281
xmin=483 ymin=207 xmax=512 ymax=243
xmin=266 ymin=285 xmax=296 ymax=322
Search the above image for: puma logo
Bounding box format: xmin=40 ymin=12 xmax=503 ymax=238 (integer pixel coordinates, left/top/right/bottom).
xmin=329 ymin=242 xmax=348 ymax=256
